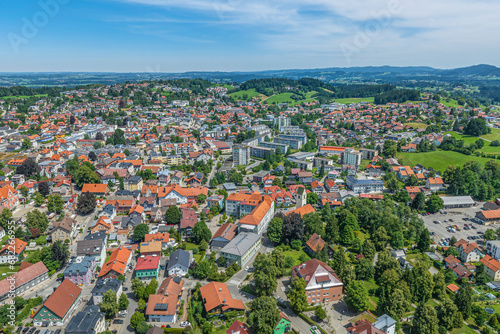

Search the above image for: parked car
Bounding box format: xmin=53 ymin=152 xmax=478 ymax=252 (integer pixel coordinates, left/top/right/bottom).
xmin=180 ymin=322 xmax=191 ymax=327
xmin=113 ymin=319 xmax=124 ymax=324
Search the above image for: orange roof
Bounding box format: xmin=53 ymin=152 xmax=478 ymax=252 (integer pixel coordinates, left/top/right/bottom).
xmin=98 ymin=246 xmax=131 ymax=277
xmin=140 ymin=241 xmax=162 ymax=253
xmin=447 ymin=284 xmax=460 ymax=292
xmin=158 ymin=184 xmax=208 ymax=198
xmin=286 ymin=204 xmax=316 ymax=217
xmin=0 ymin=184 xmax=18 ymax=201
xmin=481 ymin=255 xmax=500 ymax=272
xmin=306 ymin=233 xmax=325 ymax=252
xmin=238 ymin=195 xmax=273 ymax=227
xmin=428 ymin=177 xmax=444 ymax=184
xmin=38 ymin=279 xmax=81 ymax=318
xmin=199 ymin=282 xmax=245 ymax=312
xmin=480 ymin=209 xmax=500 ymax=220
xmin=144 ymin=233 xmax=170 ymax=243
xmin=0 ymin=238 xmax=27 ymax=255
xmin=82 ymin=183 xmax=108 ymax=194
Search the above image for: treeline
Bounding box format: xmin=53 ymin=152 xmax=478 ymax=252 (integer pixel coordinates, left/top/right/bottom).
xmin=374 ymin=88 xmax=420 ymax=104
xmin=444 ymin=160 xmax=500 ymax=201
xmin=0 ymin=86 xmax=64 ymax=98
xmin=239 ymin=77 xmax=331 ymax=96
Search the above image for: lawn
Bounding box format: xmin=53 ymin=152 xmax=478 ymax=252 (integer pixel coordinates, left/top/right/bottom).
xmin=277 ymin=246 xmax=311 ymax=269
xmin=183 ymin=243 xmax=204 ymax=263
xmin=440 ymin=98 xmax=462 ymax=109
xmin=0 ymin=263 xmax=20 ymax=281
xmin=333 ymin=97 xmax=375 ymax=104
xmin=360 ymin=280 xmax=379 ymax=313
xmin=396 ymin=150 xmax=496 ymax=172
xmin=404 ymin=122 xmax=429 ymax=130
xmin=35 ymin=235 xmax=47 ymax=245
xmin=446 ymin=131 xmax=500 ymax=155
xmin=481 ymin=128 xmax=500 ymax=142
xmin=359 ymin=159 xmax=372 ymax=170
xmin=229 ymin=89 xmax=266 ymax=101
xmin=450 ymin=323 xmax=478 ymax=334
xmin=0 ymin=94 xmax=48 ymax=100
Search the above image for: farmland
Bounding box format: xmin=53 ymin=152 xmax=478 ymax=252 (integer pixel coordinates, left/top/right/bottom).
xmin=229 ymin=88 xmax=267 ymax=101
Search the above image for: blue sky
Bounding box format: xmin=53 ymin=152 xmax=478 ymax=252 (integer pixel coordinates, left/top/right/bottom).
xmin=1 ymin=0 xmax=499 ymax=72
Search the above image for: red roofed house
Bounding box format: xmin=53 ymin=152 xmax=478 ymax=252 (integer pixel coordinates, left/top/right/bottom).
xmin=286 ymin=204 xmax=316 ymax=217
xmin=135 ymin=255 xmax=160 ymax=280
xmin=305 ymin=233 xmax=325 ymax=255
xmin=426 ymin=177 xmax=445 ymax=192
xmin=454 ymin=239 xmax=482 ymax=263
xmin=0 ymin=238 xmax=28 ymax=264
xmin=0 ymin=183 xmax=19 ymax=209
xmin=347 ymin=319 xmax=385 ymax=334
xmin=33 ymin=279 xmax=82 ymax=326
xmin=146 ymin=276 xmax=184 ymax=323
xmin=81 ymin=183 xmax=109 ymax=196
xmin=200 ymin=282 xmax=245 ymax=316
xmin=226 ymin=320 xmax=251 ymax=334
xmin=291 ymin=259 xmax=343 ymax=304
xmin=480 ymin=255 xmax=500 ymax=281
xmin=98 ymin=246 xmax=132 ymax=279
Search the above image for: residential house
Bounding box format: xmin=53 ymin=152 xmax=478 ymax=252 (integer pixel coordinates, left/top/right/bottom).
xmin=65 ymin=305 xmax=106 ymax=334
xmin=135 ymin=255 xmax=160 ymax=280
xmin=199 ymin=282 xmax=245 ymax=315
xmin=305 ymin=233 xmax=325 ymax=255
xmin=81 ymin=184 xmax=109 ymax=196
xmin=157 ymin=184 xmax=208 ymax=205
xmin=51 ymin=216 xmax=77 ymax=243
xmin=347 ymin=319 xmax=385 ymax=334
xmin=227 ymin=321 xmax=252 ymax=334
xmin=310 ymin=180 xmax=325 ymax=194
xmin=91 ymin=216 xmax=113 ymax=234
xmin=33 ymin=279 xmax=82 ymax=326
xmin=455 ymin=239 xmax=482 ymax=263
xmin=77 ymin=238 xmax=107 ymax=268
xmin=98 ymin=246 xmax=132 ymax=279
xmin=144 ymin=233 xmax=172 ymax=249
xmin=140 ymin=241 xmax=162 ymax=256
xmin=91 ymin=278 xmax=123 ymax=305
xmin=426 ymin=177 xmax=445 ymax=192
xmin=0 ymin=183 xmax=19 ymax=209
xmin=63 ymin=256 xmax=97 ymax=285
xmin=481 ymin=255 xmax=500 ymax=281
xmin=167 ymin=249 xmax=192 ymax=277
xmin=0 ymin=238 xmax=27 ymax=264
xmin=291 ymin=259 xmax=343 ymax=304
xmin=146 ymin=276 xmax=184 ymax=323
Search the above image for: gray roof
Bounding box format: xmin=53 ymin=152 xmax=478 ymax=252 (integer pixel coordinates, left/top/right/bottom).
xmin=77 ymin=239 xmax=104 ymax=257
xmin=91 ymin=278 xmax=123 ymax=295
xmin=441 ymin=196 xmax=475 ymax=206
xmin=167 ymin=249 xmax=191 ymax=271
xmin=373 ymin=314 xmax=397 ymax=330
xmin=126 ymin=175 xmax=142 ymax=184
xmin=223 ymin=183 xmax=237 ymax=191
xmin=65 ymin=305 xmax=104 ymax=334
xmin=220 ymin=232 xmax=260 ymax=257
xmin=64 ymin=256 xmax=95 ymax=276
xmin=84 ymin=232 xmax=108 ymax=241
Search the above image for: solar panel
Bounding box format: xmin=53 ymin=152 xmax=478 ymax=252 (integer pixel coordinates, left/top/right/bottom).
xmin=154 ymin=303 xmax=169 ymax=311
xmin=173 ymin=277 xmax=181 ymax=284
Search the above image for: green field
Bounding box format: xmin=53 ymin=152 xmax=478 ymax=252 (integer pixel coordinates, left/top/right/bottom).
xmin=0 ymin=94 xmax=48 ymax=100
xmin=445 ymin=131 xmax=500 ymax=155
xmin=396 ymin=150 xmax=496 ymax=172
xmin=440 ymin=98 xmax=462 ymax=109
xmin=0 ymin=263 xmax=20 ymax=281
xmin=333 ymin=97 xmax=374 ymax=104
xmin=480 ymin=128 xmax=500 ymax=142
xmin=229 ymin=88 xmax=267 ymax=101
xmin=404 ymin=122 xmax=429 ymax=130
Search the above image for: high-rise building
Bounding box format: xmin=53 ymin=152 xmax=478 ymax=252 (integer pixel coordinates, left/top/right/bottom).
xmin=343 ymin=148 xmax=363 ymax=166
xmin=232 ymin=145 xmax=250 ymax=166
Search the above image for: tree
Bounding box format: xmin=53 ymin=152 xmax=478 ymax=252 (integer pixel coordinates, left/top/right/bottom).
xmin=133 ymin=224 xmax=149 ymax=242
xmin=77 ymin=192 xmax=96 ymax=214
xmin=95 ymin=132 xmax=104 ymax=141
xmin=412 ymin=304 xmax=439 ymax=334
xmin=484 ymin=228 xmax=496 ymax=241
xmin=21 ymin=138 xmax=32 ymax=150
xmin=75 ymin=165 xmax=101 ymax=188
xmin=47 ymin=194 xmax=64 ymax=213
xmin=192 ymin=220 xmax=211 ymax=243
xmin=136 ymin=322 xmax=149 ymax=334
xmin=93 ymin=141 xmax=102 ymax=150
xmin=412 ymin=267 xmax=434 ymax=303
xmin=35 ymin=191 xmax=45 ymax=206
xmin=0 ymin=208 xmax=12 ymax=231
xmin=137 ymin=298 xmax=146 ymax=311
xmin=362 ymin=240 xmax=376 ymax=261
xmin=99 ymin=290 xmax=119 ymax=319
xmin=281 ymin=212 xmax=304 ymax=244
xmin=254 ymin=271 xmax=278 ymax=297
xmin=455 ymin=285 xmax=473 ymax=319
xmin=267 ymin=217 xmax=283 ymax=244
xmin=197 ymin=194 xmax=207 ymax=203
xmin=355 ymin=258 xmax=375 ymax=280
xmin=345 ymin=280 xmax=369 ymax=312
xmin=436 ymin=299 xmax=460 ymax=330
xmin=303 ymin=213 xmax=324 ymax=239
xmin=38 ymin=182 xmax=50 ymax=197
xmin=19 ymin=186 xmax=29 ymax=199
xmin=165 ymin=206 xmax=182 ymax=224
xmin=16 ymin=158 xmax=39 ymax=177
xmin=372 ymin=226 xmax=390 ymax=251
xmin=384 ymin=288 xmax=409 ymax=321
xmin=315 ymin=305 xmax=327 ymax=320
xmin=426 ymin=194 xmax=444 ymax=214
xmin=26 ymin=209 xmax=49 ymax=233
xmin=247 ymin=296 xmax=280 ymax=334
xmin=130 ymin=311 xmax=145 ymax=329
xmin=288 ymin=277 xmax=308 ymax=313
xmin=433 ymin=271 xmax=446 ymax=300
xmin=411 ymin=192 xmax=426 ymax=211
xmin=464 ymin=118 xmax=489 ymax=136
xmin=417 ymin=228 xmax=431 ymax=252
xmin=307 ymin=192 xmax=319 ymax=205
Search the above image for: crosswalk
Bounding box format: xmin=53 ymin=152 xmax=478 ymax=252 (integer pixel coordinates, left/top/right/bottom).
xmin=227 ymin=279 xmax=240 ymax=286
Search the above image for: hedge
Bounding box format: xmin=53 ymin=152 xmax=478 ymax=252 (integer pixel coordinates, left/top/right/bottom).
xmin=163 ymin=328 xmax=185 ymax=334
xmin=298 ymin=313 xmax=328 ymax=334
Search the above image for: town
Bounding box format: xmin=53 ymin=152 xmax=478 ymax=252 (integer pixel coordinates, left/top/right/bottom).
xmin=0 ymin=77 xmax=500 ymax=334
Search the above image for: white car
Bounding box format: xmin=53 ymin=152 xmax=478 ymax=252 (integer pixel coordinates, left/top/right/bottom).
xmin=180 ymin=322 xmax=191 ymax=327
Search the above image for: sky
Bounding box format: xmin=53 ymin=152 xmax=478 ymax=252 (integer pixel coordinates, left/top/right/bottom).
xmin=1 ymin=0 xmax=499 ymax=72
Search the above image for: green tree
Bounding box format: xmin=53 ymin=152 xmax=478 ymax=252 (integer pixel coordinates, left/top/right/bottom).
xmin=21 ymin=138 xmax=32 ymax=150
xmin=455 ymin=285 xmax=473 ymax=319
xmin=426 ymin=194 xmax=444 ymax=213
xmin=47 ymin=194 xmax=64 ymax=213
xmin=19 ymin=186 xmax=29 ymax=199
xmin=288 ymin=277 xmax=308 ymax=313
xmin=433 ymin=272 xmax=446 ymax=300
xmin=413 ymin=267 xmax=434 ymax=303
xmin=118 ymin=293 xmax=129 ymax=310
xmin=192 ymin=220 xmax=212 ymax=243
xmin=362 ymin=239 xmax=376 ymax=261
xmin=77 ymin=192 xmax=96 ymax=214
xmin=436 ymin=299 xmax=460 ymax=330
xmin=412 ymin=304 xmax=439 ymax=334
xmin=34 ymin=192 xmax=45 ymax=206
xmin=484 ymin=228 xmax=496 ymax=241
xmin=130 ymin=311 xmax=145 ymax=329
xmin=197 ymin=194 xmax=207 ymax=203
xmin=75 ymin=165 xmax=101 ymax=188
xmin=372 ymin=226 xmax=390 ymax=251
xmin=26 ymin=209 xmax=49 ymax=233
xmin=136 ymin=321 xmax=149 ymax=334
xmin=345 ymin=280 xmax=369 ymax=312
xmin=165 ymin=205 xmax=182 ymax=224
xmin=133 ymin=224 xmax=149 ymax=242
xmin=247 ymin=296 xmax=280 ymax=334
xmin=307 ymin=192 xmax=319 ymax=205
xmin=99 ymin=290 xmax=119 ymax=319
xmin=355 ymin=258 xmax=375 ymax=280
xmin=411 ymin=192 xmax=426 ymax=211
xmin=417 ymin=228 xmax=431 ymax=252
xmin=267 ymin=217 xmax=283 ymax=244
xmin=315 ymin=305 xmax=327 ymax=320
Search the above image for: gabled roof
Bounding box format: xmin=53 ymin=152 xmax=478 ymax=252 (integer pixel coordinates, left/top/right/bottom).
xmin=199 ymin=282 xmax=245 ymax=312
xmin=38 ymin=279 xmax=81 ymax=319
xmin=82 ymin=183 xmax=108 ymax=193
xmin=0 ymin=238 xmax=27 ymax=255
xmin=286 ymin=204 xmax=316 ymax=217
xmin=306 ymin=233 xmax=325 ymax=253
xmin=0 ymin=261 xmax=48 ymax=297
xmin=98 ymin=246 xmax=131 ymax=277
xmin=136 ymin=255 xmax=160 ymax=271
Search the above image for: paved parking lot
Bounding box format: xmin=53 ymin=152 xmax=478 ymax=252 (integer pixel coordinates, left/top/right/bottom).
xmin=421 ymin=203 xmax=496 ymax=247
